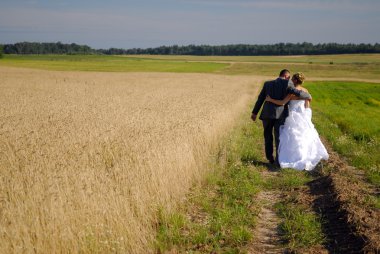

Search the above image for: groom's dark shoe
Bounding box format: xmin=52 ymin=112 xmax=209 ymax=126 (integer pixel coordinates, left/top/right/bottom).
xmin=268 ymin=156 xmax=275 ymax=164
xmin=274 ymin=158 xmax=281 ymax=167
xmin=268 ymin=159 xmax=278 ymax=171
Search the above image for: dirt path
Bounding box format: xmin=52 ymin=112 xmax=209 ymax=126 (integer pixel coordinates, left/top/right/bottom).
xmin=247 ymin=138 xmax=379 ymax=254
xmin=307 ymin=175 xmax=366 ymax=253
xmin=318 ymin=142 xmax=380 ymax=253
xmin=296 ymin=140 xmax=379 ymax=253
xmin=249 ymin=190 xmax=284 ymax=254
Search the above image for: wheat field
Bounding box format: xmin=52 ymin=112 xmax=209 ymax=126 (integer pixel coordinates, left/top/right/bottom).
xmin=0 ymin=66 xmax=261 ymax=253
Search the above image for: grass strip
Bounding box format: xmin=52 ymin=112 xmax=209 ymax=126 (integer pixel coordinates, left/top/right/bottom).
xmin=155 ymin=113 xmax=265 ymax=253
xmin=265 ymin=168 xmax=312 ymax=191
xmin=275 ymin=200 xmax=325 ymax=251
xmin=0 ymin=54 xmax=227 ymax=73
xmin=267 ymin=169 xmax=325 ymax=252
xmin=2 ymin=54 xmax=380 ymax=80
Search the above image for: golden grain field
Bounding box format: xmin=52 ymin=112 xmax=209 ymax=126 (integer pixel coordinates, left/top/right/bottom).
xmin=0 ymin=66 xmax=261 ymax=253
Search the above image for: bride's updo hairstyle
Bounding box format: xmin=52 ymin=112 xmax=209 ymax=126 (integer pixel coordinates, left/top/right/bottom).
xmin=292 ymin=72 xmax=306 ymax=86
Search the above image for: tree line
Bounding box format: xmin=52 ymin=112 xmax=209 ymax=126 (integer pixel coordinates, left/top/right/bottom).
xmin=100 ymin=43 xmax=380 ymax=56
xmin=1 ymin=41 xmax=380 ymax=56
xmin=1 ymin=42 xmax=94 ymax=55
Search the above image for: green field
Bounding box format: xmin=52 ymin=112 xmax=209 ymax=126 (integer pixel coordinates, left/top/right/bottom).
xmin=125 ymin=54 xmax=380 ymax=64
xmin=1 ymin=54 xmax=380 ymax=80
xmin=305 ymin=81 xmax=380 ymax=186
xmin=222 ymin=61 xmax=380 ymax=80
xmin=0 ymin=54 xmax=227 ymax=73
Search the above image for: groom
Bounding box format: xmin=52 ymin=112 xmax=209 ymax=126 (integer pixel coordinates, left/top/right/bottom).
xmin=251 ymin=69 xmax=311 ymax=165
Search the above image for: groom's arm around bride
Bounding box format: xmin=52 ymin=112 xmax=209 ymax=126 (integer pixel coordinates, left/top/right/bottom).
xmin=251 ymin=69 xmax=311 ymax=121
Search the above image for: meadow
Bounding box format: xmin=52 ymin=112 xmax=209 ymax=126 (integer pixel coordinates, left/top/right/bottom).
xmin=125 ymin=53 xmax=380 ymax=64
xmin=305 ymin=81 xmax=380 ymax=187
xmin=128 ymin=54 xmax=380 ymax=79
xmin=0 ymin=53 xmax=379 ymax=253
xmin=0 ymin=54 xmax=227 ymax=73
xmin=1 ymin=53 xmax=380 ymax=80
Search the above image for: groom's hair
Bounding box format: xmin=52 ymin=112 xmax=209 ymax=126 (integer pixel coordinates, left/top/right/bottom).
xmin=279 ymin=69 xmax=290 ymax=77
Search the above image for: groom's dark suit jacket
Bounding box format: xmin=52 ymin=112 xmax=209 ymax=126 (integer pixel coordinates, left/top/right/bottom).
xmin=252 ymin=78 xmax=311 ymax=120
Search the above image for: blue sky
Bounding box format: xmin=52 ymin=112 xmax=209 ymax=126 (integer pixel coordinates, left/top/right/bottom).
xmin=1 ymin=0 xmax=379 ymax=49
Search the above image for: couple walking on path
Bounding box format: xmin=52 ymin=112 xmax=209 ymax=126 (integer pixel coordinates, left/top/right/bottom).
xmin=251 ymin=69 xmax=328 ymax=171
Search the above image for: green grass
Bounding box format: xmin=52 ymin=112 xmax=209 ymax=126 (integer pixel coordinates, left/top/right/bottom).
xmin=305 ymin=81 xmax=380 ymax=187
xmin=126 ymin=54 xmax=380 ymax=64
xmin=275 ymin=201 xmax=325 ymax=251
xmin=123 ymin=54 xmax=380 ymax=79
xmin=266 ymin=168 xmax=313 ymax=191
xmin=222 ymin=61 xmax=380 ymax=79
xmin=263 ymin=169 xmax=324 ymax=251
xmin=155 ymin=113 xmax=265 ymax=253
xmin=1 ymin=54 xmax=380 ymax=80
xmin=0 ymin=54 xmax=227 ymax=73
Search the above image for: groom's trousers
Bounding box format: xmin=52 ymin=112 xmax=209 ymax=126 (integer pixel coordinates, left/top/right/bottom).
xmin=262 ymin=118 xmax=285 ymax=163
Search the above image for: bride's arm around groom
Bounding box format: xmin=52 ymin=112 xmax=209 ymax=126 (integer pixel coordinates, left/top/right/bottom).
xmin=251 ymin=70 xmax=311 ymax=122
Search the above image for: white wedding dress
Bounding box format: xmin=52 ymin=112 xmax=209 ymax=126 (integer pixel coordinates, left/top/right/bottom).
xmin=278 ymin=100 xmax=329 ymax=171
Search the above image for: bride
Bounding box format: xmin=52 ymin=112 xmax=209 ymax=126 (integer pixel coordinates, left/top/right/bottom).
xmin=265 ymin=72 xmax=329 ymax=171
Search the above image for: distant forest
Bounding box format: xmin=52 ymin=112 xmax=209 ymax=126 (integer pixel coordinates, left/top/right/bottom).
xmin=1 ymin=41 xmax=380 ymax=56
